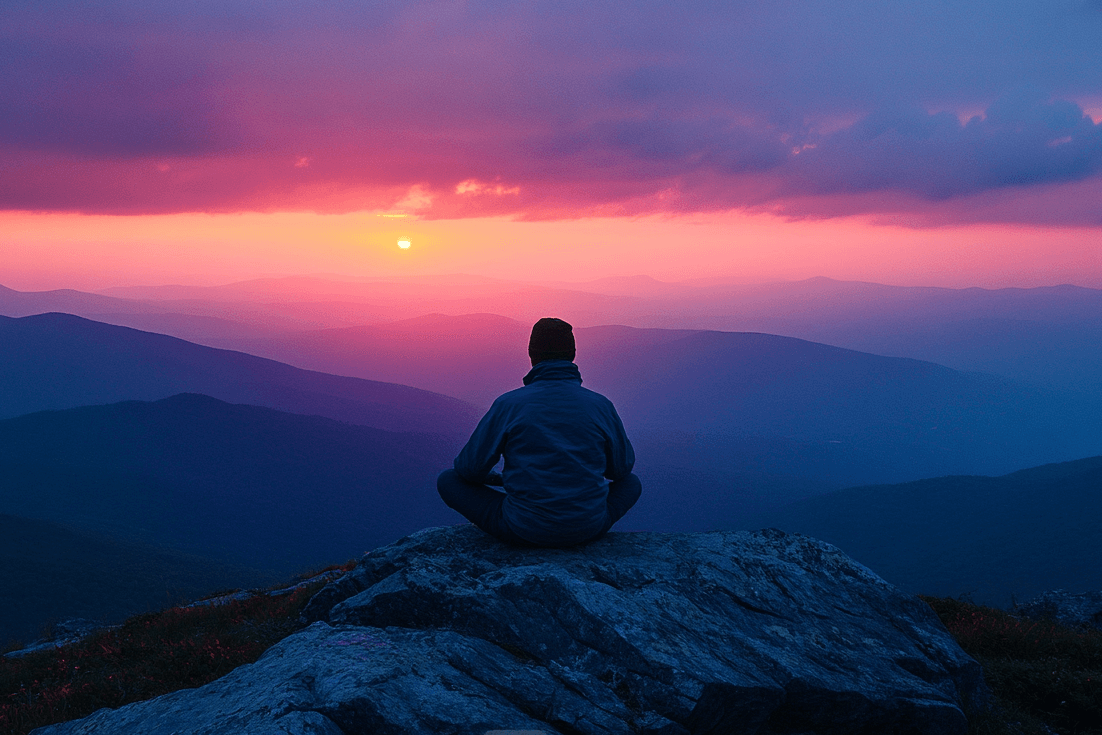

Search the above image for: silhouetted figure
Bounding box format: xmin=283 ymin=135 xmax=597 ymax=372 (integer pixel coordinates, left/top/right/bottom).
xmin=438 ymin=317 xmax=641 ymax=547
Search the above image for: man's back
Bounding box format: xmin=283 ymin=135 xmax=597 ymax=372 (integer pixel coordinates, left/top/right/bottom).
xmin=438 ymin=317 xmax=641 ymax=548
xmin=454 ymin=359 xmax=634 ymax=546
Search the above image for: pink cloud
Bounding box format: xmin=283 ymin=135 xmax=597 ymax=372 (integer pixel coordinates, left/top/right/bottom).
xmin=2 ymin=1 xmax=1102 ymax=225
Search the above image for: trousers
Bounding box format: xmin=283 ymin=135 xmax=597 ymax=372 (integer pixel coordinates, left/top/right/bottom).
xmin=437 ymin=468 xmax=642 ymax=547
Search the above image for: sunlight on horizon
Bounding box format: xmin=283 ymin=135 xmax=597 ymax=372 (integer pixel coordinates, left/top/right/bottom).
xmin=1 ymin=209 xmax=1100 ymax=292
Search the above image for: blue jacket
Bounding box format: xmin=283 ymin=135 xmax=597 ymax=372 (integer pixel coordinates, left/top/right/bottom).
xmin=453 ymin=360 xmax=636 ymax=546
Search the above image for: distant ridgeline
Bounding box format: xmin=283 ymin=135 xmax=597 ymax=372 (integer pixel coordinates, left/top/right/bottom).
xmin=0 ymin=393 xmax=460 ymax=574
xmin=6 ymin=277 xmax=1102 ymax=398
xmin=0 ymin=313 xmax=483 ymax=643
xmin=0 ymin=513 xmax=277 ymax=646
xmin=759 ymin=455 xmax=1102 ymax=607
xmin=0 ymin=312 xmax=481 ymax=435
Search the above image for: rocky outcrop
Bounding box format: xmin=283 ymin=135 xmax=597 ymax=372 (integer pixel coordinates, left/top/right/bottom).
xmin=34 ymin=526 xmax=987 ymax=735
xmin=184 ymin=569 xmax=348 ymax=609
xmin=4 ymin=619 xmax=118 ymax=660
xmin=1016 ymin=590 xmax=1102 ymax=631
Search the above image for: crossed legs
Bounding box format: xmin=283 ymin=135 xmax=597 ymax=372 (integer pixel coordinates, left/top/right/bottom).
xmin=437 ymin=469 xmax=641 ymax=547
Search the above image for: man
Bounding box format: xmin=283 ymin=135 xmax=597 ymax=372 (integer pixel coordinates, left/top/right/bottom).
xmin=438 ymin=317 xmax=641 ymax=547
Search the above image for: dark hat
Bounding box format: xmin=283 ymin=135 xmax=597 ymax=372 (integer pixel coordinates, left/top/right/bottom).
xmin=528 ymin=317 xmax=576 ymax=363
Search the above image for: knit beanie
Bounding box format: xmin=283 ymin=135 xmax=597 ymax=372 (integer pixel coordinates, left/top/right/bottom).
xmin=528 ymin=317 xmax=576 ymax=363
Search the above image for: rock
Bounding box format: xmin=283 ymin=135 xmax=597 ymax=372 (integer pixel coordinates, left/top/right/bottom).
xmin=1015 ymin=589 xmax=1102 ymax=630
xmin=184 ymin=569 xmax=348 ymax=609
xmin=33 ymin=526 xmax=988 ymax=735
xmin=4 ymin=619 xmax=119 ymax=660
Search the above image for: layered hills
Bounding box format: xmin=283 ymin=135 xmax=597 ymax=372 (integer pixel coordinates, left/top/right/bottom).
xmin=3 ymin=299 xmax=1101 ymax=637
xmin=0 ymin=514 xmax=275 ymax=646
xmin=0 ymin=312 xmax=479 ymax=435
xmin=3 ymin=310 xmax=1100 ymax=539
xmin=5 ymin=276 xmax=1102 ymax=396
xmin=0 ymin=394 xmax=459 ymax=574
xmin=758 ymin=455 xmax=1102 ymax=606
xmin=215 ymin=313 xmax=1102 ymax=489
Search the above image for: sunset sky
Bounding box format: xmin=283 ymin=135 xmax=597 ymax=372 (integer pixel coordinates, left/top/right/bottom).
xmin=3 ymin=0 xmax=1101 ymax=290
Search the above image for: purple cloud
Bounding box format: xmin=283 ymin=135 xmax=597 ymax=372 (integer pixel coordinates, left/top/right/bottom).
xmin=786 ymin=92 xmax=1102 ymax=199
xmin=1 ymin=0 xmax=1100 ymax=222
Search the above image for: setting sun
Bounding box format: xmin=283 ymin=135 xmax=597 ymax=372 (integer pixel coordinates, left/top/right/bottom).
xmin=398 ymin=236 xmax=411 ymax=249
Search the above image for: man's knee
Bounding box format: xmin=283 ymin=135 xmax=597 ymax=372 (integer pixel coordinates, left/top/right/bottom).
xmin=615 ymin=472 xmax=642 ymax=505
xmin=437 ymin=468 xmax=462 ymax=506
xmin=606 ymin=472 xmax=642 ymax=524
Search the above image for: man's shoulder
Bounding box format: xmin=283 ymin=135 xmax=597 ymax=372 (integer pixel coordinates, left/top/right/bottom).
xmin=509 ymin=380 xmax=617 ymax=412
xmin=492 ymin=384 xmax=533 ymax=404
xmin=577 ymin=384 xmax=616 ymax=407
xmin=485 ymin=384 xmax=536 ymax=415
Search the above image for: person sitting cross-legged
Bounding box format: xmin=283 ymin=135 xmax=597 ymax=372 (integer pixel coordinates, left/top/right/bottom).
xmin=437 ymin=317 xmax=641 ymax=547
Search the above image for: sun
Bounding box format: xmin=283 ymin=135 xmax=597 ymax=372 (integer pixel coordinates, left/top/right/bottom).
xmin=397 ymin=235 xmax=411 ymax=250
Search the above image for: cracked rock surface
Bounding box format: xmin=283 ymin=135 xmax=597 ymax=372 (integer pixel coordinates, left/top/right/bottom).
xmin=34 ymin=526 xmax=988 ymax=735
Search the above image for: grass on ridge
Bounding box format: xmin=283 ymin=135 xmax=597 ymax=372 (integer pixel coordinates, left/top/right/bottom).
xmin=922 ymin=595 xmax=1102 ymax=735
xmin=0 ymin=561 xmax=354 ymax=735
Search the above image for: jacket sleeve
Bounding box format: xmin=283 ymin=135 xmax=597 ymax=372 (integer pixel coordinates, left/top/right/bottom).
xmin=454 ymin=399 xmax=509 ymax=483
xmin=604 ymin=402 xmax=636 ymax=482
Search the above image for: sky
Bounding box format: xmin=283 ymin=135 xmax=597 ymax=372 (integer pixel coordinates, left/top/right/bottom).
xmin=2 ymin=0 xmax=1101 ymax=290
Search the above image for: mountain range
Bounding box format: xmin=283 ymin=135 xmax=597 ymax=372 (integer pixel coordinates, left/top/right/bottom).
xmin=1 ymin=513 xmax=275 ymax=646
xmin=757 ymin=455 xmax=1102 ymax=607
xmin=207 ymin=313 xmax=1102 ymax=489
xmin=0 ymin=394 xmax=459 ymax=574
xmin=5 ymin=276 xmax=1102 ymax=396
xmin=0 ymin=312 xmax=478 ymax=436
xmin=3 ymin=281 xmax=1102 ymax=639
xmin=3 ymin=310 xmax=1100 ymax=540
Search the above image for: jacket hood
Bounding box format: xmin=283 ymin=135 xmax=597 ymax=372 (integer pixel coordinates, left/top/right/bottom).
xmin=522 ymin=359 xmax=582 ymax=386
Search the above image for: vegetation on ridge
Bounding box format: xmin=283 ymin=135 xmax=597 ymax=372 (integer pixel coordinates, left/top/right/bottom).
xmin=923 ymin=596 xmax=1102 ymax=735
xmin=2 ymin=587 xmax=1099 ymax=734
xmin=0 ymin=561 xmax=354 ymax=735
